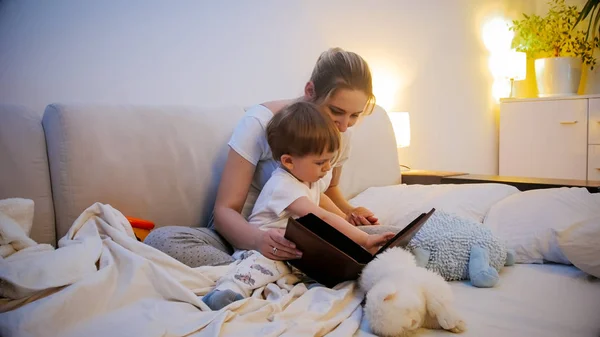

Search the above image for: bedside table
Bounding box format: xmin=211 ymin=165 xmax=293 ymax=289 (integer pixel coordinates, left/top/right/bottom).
xmin=402 ymin=170 xmax=467 ymax=185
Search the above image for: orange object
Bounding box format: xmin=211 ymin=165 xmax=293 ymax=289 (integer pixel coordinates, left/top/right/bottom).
xmin=126 ymin=217 xmax=155 ymax=241
xmin=132 ymin=227 xmax=152 ymax=241
xmin=126 ymin=216 xmax=155 ymax=230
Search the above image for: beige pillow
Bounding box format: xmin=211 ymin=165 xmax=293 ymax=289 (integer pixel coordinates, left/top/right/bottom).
xmin=557 ymin=216 xmax=600 ymax=278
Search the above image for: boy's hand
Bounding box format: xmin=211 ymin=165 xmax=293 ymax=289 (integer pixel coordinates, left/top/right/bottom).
xmin=364 ymin=232 xmax=396 ymax=254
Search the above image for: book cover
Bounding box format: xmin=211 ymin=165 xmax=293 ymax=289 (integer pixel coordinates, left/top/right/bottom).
xmin=284 ymin=208 xmax=435 ymax=287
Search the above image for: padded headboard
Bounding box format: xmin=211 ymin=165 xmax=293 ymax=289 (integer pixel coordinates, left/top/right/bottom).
xmin=42 ymin=104 xmax=246 ymax=238
xmin=338 ymin=105 xmax=401 ymax=199
xmin=40 ymin=103 xmax=400 ymax=238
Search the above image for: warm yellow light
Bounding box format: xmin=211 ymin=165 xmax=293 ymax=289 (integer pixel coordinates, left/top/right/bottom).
xmin=489 ymin=50 xmax=526 ymax=80
xmin=388 ymin=111 xmax=410 ymax=148
xmin=504 ymin=51 xmax=526 ymax=80
xmin=492 ymin=78 xmax=511 ymax=102
xmin=371 ymin=64 xmax=400 ymax=112
xmin=481 ymin=17 xmax=513 ymax=53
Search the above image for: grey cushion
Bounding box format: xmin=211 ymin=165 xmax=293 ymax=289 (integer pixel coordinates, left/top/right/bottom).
xmin=0 ymin=105 xmax=56 ymax=245
xmin=42 ymin=104 xmax=246 ymax=239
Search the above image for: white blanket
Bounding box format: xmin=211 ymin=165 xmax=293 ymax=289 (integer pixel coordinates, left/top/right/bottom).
xmin=0 ymin=201 xmax=363 ymax=337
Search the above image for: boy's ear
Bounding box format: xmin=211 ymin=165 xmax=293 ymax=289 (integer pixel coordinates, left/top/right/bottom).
xmin=280 ymin=154 xmax=294 ymax=170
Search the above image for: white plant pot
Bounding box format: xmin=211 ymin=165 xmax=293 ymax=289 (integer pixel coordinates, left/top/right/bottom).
xmin=534 ymin=57 xmax=582 ymax=97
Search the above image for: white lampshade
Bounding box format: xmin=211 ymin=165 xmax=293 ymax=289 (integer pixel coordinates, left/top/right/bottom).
xmin=388 ymin=111 xmax=411 ymax=148
xmin=505 ymin=51 xmax=526 ymax=80
xmin=489 ymin=50 xmax=526 ymax=80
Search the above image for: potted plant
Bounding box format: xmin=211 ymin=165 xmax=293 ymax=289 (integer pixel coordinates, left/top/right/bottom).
xmin=510 ymin=0 xmax=597 ymax=97
xmin=575 ymin=0 xmax=600 ymax=43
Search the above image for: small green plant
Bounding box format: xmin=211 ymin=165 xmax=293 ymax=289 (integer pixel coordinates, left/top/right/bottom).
xmin=510 ymin=0 xmax=598 ymax=69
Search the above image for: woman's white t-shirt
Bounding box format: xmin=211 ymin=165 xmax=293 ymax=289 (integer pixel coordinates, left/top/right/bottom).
xmin=227 ymin=104 xmax=353 ymax=220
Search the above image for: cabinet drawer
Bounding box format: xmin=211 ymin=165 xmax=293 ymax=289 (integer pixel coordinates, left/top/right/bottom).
xmin=499 ymin=99 xmax=587 ymax=180
xmin=589 ymin=98 xmax=600 ymax=144
xmin=589 ymin=145 xmax=600 ymax=180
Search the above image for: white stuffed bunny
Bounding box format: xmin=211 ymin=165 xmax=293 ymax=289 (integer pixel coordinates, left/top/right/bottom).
xmin=359 ymin=247 xmax=466 ymax=336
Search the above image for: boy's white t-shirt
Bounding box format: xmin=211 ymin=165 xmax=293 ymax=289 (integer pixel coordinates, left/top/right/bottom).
xmin=247 ymin=167 xmax=328 ymax=231
xmin=226 ymin=104 xmax=353 ymax=220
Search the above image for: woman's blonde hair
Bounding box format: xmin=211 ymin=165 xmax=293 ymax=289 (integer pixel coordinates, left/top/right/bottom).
xmin=308 ymin=47 xmax=376 ymax=115
xmin=267 ymin=101 xmax=341 ymax=161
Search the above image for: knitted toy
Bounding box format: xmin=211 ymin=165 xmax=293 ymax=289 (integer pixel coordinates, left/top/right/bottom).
xmin=407 ymin=210 xmax=515 ymax=288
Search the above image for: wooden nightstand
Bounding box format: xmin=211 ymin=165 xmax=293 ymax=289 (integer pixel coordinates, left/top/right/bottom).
xmin=443 ymin=174 xmax=600 ymax=193
xmin=402 ymin=169 xmax=467 ymax=185
xmin=401 ymin=169 xmax=600 ymax=193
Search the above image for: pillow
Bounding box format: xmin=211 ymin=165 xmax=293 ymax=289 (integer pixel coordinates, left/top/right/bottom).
xmin=483 ymin=187 xmax=600 ymax=264
xmin=557 ymin=216 xmax=600 ymax=278
xmin=349 ymin=183 xmax=519 ymax=228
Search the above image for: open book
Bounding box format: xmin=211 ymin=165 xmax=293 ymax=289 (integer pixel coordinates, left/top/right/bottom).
xmin=284 ymin=208 xmax=435 ymax=288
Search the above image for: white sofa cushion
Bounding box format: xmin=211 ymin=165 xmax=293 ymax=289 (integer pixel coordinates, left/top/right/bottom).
xmin=338 ymin=106 xmax=401 ymax=199
xmin=42 ymin=104 xmax=246 ymax=239
xmin=0 ymin=105 xmax=56 ymax=245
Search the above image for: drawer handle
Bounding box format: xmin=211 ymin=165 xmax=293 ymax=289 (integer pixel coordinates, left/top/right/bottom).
xmin=559 ymin=121 xmax=578 ymax=125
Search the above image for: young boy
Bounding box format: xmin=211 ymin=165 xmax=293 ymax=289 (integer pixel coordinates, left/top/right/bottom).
xmin=202 ymin=101 xmax=395 ymax=310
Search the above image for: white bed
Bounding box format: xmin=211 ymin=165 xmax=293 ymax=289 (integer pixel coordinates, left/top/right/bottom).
xmin=418 ymin=264 xmax=599 ymax=337
xmin=350 ymin=183 xmax=600 ymax=337
xmin=356 ymin=264 xmax=600 ymax=336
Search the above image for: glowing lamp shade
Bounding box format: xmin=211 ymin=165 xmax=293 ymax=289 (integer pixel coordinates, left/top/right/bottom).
xmin=489 ymin=51 xmax=526 ymax=80
xmin=388 ymin=112 xmax=411 ymax=148
xmin=504 ymin=51 xmax=526 ymax=80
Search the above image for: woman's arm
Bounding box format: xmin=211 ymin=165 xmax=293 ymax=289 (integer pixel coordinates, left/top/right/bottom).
xmin=324 ymin=167 xmax=379 ymax=225
xmin=323 ymin=167 xmax=354 ymax=214
xmin=213 ymin=149 xmax=257 ymax=248
xmin=319 ymin=192 xmax=347 ymax=219
xmin=213 ymin=149 xmax=300 ymax=260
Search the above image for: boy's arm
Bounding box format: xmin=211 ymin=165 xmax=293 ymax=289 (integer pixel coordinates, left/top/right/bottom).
xmin=287 ymin=196 xmax=369 ymax=247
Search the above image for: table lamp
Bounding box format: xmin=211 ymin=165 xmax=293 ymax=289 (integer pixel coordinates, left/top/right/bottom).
xmin=505 ymin=51 xmax=527 ymax=98
xmin=388 ymin=111 xmax=411 ymax=170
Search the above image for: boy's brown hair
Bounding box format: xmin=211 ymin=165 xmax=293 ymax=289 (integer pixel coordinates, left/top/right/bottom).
xmin=267 ymin=101 xmax=341 ymax=161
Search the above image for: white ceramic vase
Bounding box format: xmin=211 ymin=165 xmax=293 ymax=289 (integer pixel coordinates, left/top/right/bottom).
xmin=534 ymin=57 xmax=582 ymax=97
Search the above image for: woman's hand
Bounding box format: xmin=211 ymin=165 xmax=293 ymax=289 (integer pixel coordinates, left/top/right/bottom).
xmin=347 ymin=206 xmax=380 ymax=226
xmin=255 ymin=228 xmax=303 ymax=261
xmin=365 ymin=232 xmax=396 ymax=254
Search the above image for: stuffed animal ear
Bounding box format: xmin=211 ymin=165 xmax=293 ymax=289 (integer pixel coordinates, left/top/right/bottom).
xmin=371 ymin=280 xmax=398 ymax=303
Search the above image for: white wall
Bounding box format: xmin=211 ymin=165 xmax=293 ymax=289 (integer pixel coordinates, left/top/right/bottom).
xmin=0 ymin=0 xmax=526 ymax=174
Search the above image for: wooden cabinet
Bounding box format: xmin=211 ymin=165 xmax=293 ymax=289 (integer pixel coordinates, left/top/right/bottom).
xmin=500 ymin=96 xmax=599 ymax=180
xmin=589 ymin=145 xmax=600 ymax=181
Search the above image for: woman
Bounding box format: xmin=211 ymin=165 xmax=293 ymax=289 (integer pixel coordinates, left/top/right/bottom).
xmin=145 ymin=48 xmax=386 ymax=267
